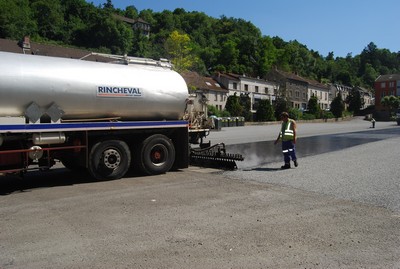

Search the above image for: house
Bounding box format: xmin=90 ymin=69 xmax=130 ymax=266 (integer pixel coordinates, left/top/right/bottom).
xmin=374 ymin=73 xmax=400 ymax=111
xmin=328 ymin=84 xmax=352 ymax=109
xmin=113 ymin=14 xmax=150 ymax=37
xmin=265 ymin=69 xmax=308 ymax=110
xmin=181 ymin=71 xmax=228 ymax=111
xmin=0 ymin=37 xmax=113 ymax=62
xmin=329 ymin=84 xmax=374 ymax=111
xmin=213 ymin=73 xmax=278 ymax=113
xmin=264 ymin=69 xmax=378 ymax=112
xmin=353 ymin=86 xmax=374 ymax=109
xmin=303 ymin=78 xmax=330 ymax=110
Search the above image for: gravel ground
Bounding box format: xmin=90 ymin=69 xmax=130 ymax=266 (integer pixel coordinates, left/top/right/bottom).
xmin=1 ymin=117 xmax=399 ymax=269
xmin=212 ymin=117 xmax=400 ymax=213
xmin=224 ymin=136 xmax=400 ymax=213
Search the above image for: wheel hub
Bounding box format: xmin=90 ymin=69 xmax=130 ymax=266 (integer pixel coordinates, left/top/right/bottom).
xmin=151 ymin=146 xmax=166 ymax=166
xmin=103 ymin=149 xmax=121 ymax=169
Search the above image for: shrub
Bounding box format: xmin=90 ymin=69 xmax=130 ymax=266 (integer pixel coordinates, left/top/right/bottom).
xmin=301 ymin=113 xmax=316 ymax=120
xmin=288 ymin=108 xmax=301 ymax=120
xmin=322 ymin=111 xmax=335 ymax=119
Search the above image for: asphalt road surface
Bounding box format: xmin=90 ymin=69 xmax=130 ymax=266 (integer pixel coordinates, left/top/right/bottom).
xmin=1 ymin=117 xmax=399 ymax=269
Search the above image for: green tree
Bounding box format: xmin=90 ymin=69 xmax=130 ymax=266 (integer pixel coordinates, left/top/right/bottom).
xmin=74 ymin=8 xmax=133 ymax=54
xmin=346 ymin=88 xmax=364 ymax=114
xmin=239 ymin=93 xmax=252 ymax=121
xmin=218 ymin=39 xmax=239 ymax=72
xmin=0 ymin=0 xmax=36 ymax=39
xmin=225 ymin=93 xmax=243 ymax=117
xmin=130 ymin=30 xmax=152 ymax=57
xmin=330 ymin=93 xmax=345 ymax=118
xmin=30 ymin=0 xmax=65 ymax=40
xmin=336 ymin=70 xmax=352 ymax=85
xmin=288 ymin=108 xmax=301 ymax=120
xmin=381 ymin=95 xmax=400 ymax=116
xmin=207 ymin=105 xmax=230 ymax=117
xmin=165 ymin=30 xmax=197 ymax=73
xmin=254 ymin=36 xmax=279 ymax=76
xmin=61 ymin=0 xmax=93 ymax=44
xmin=307 ymin=95 xmax=320 ymax=115
xmin=256 ymin=99 xmax=275 ymax=121
xmin=1 ymin=1 xmax=400 ymax=88
xmin=274 ymin=97 xmax=289 ymax=120
xmin=124 ymin=5 xmax=138 ymax=19
xmin=362 ymin=63 xmax=379 ymax=86
xmin=103 ymin=0 xmax=114 ymax=9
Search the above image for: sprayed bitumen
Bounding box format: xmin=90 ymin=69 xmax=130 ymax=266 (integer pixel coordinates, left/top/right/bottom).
xmin=225 ymin=127 xmax=400 ymax=169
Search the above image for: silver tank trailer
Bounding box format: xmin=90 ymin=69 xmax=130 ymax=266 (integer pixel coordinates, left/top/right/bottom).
xmin=0 ymin=52 xmax=188 ymax=122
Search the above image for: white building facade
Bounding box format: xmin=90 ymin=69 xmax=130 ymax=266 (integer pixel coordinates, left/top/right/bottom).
xmin=307 ymin=80 xmax=330 ymax=110
xmin=214 ymin=73 xmax=279 ymax=113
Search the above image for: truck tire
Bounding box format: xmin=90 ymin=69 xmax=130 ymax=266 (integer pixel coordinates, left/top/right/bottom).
xmin=136 ymin=134 xmax=175 ymax=175
xmin=88 ymin=140 xmax=131 ymax=180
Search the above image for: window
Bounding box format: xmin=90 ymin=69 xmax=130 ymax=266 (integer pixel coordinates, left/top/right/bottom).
xmin=233 ymin=82 xmax=237 ymax=90
xmin=389 ymin=82 xmax=395 ymax=88
xmin=265 ymin=87 xmax=268 ymax=94
xmin=381 ymin=82 xmax=386 ymax=88
xmin=214 ymin=93 xmax=218 ymax=101
xmin=220 ymin=93 xmax=223 ymax=101
xmin=255 ymin=86 xmax=259 ymax=93
xmin=245 ymin=84 xmax=249 ymax=91
xmin=295 ymin=91 xmax=300 ymax=98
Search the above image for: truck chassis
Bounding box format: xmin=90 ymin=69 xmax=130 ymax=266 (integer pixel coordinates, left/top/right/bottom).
xmin=0 ymin=120 xmax=189 ymax=179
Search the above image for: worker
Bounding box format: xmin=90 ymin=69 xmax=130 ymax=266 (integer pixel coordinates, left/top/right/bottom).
xmin=274 ymin=112 xmax=298 ymax=169
xmin=371 ymin=117 xmax=376 ymax=128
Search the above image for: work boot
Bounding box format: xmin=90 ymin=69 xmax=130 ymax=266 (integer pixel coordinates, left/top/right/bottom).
xmin=281 ymin=163 xmax=291 ymax=169
xmin=293 ymin=159 xmax=298 ymax=167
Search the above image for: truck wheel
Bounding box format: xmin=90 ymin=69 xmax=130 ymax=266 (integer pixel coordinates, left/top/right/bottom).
xmin=137 ymin=134 xmax=175 ymax=175
xmin=88 ymin=140 xmax=131 ymax=180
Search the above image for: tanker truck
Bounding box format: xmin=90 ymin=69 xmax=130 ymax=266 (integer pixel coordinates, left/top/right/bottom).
xmin=0 ymin=51 xmax=242 ymax=180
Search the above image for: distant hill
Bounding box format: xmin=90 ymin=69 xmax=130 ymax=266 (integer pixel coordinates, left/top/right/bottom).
xmin=0 ymin=0 xmax=399 ymax=88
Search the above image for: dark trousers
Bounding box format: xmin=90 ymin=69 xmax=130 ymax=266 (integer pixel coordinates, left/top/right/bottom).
xmin=282 ymin=140 xmax=297 ymax=164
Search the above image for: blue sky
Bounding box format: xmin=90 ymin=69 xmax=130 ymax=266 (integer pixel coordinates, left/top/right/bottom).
xmin=87 ymin=0 xmax=400 ymax=58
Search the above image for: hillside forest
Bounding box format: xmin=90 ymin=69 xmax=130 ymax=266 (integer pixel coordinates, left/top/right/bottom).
xmin=1 ymin=0 xmax=400 ymax=90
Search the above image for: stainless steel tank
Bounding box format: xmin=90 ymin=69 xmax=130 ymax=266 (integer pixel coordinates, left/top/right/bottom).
xmin=0 ymin=52 xmax=188 ymax=121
